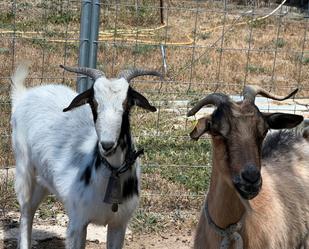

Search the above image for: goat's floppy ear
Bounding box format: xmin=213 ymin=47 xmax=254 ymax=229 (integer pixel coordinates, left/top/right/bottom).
xmin=263 ymin=112 xmax=303 ymax=129
xmin=63 ymin=88 xmax=93 ymax=112
xmin=190 ymin=116 xmax=211 ymax=140
xmin=130 ymin=88 xmax=156 ymax=112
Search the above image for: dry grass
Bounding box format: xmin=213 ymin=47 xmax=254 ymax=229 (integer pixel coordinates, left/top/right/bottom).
xmin=0 ymin=174 xmax=16 ymax=217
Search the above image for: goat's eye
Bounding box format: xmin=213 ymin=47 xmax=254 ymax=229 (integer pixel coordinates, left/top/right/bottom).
xmin=212 ymin=125 xmax=228 ymax=138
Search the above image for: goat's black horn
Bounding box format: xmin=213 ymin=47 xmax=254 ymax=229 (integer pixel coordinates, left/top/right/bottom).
xmin=60 ymin=65 xmax=105 ymax=81
xmin=243 ymin=85 xmax=298 ymax=103
xmin=187 ymin=93 xmax=229 ymax=117
xmin=118 ymin=69 xmax=163 ymax=83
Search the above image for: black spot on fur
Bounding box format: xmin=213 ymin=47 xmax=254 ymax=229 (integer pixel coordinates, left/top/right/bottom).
xmin=95 ymin=154 xmax=101 ymax=170
xmin=122 ymin=176 xmax=139 ymax=199
xmin=119 ymin=111 xmax=132 ymax=151
xmin=209 ymin=102 xmax=233 ymax=136
xmin=262 ymin=130 xmax=301 ymax=159
xmin=89 ymin=99 xmax=98 ymax=122
xmin=80 ymin=165 xmax=92 ymax=186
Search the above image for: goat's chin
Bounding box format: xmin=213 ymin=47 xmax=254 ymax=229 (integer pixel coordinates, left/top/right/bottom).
xmin=103 ymin=147 xmax=117 ymax=157
xmin=238 ymin=188 xmax=259 ymax=200
xmin=98 ymin=143 xmax=117 ymax=157
xmin=234 ymin=184 xmax=261 ymax=200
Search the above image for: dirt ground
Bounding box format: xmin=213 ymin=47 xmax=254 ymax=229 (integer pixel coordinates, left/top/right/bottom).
xmin=0 ymin=230 xmax=193 ymax=249
xmin=0 ymin=210 xmax=195 ymax=249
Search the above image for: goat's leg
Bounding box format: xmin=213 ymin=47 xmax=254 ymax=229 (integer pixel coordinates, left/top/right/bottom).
xmin=14 ymin=131 xmax=32 ymax=249
xmin=17 ymin=181 xmax=47 ymax=249
xmin=106 ymin=223 xmax=127 ymax=249
xmin=66 ymin=219 xmax=87 ymax=249
xmin=18 ymin=206 xmax=32 ymax=249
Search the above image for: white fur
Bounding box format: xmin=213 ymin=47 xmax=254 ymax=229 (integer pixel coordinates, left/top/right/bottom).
xmin=11 ymin=64 xmax=140 ymax=249
xmin=10 ymin=63 xmax=29 ymax=113
xmin=93 ymin=77 xmax=129 ymax=151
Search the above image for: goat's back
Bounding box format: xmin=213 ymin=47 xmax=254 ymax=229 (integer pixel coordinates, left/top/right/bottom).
xmin=11 ymin=84 xmax=98 ymax=198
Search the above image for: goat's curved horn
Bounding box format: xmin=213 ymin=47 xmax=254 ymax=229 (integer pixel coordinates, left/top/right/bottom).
xmin=118 ymin=69 xmax=163 ymax=82
xmin=60 ymin=65 xmax=105 ymax=81
xmin=187 ymin=93 xmax=229 ymax=117
xmin=243 ymin=85 xmax=298 ymax=103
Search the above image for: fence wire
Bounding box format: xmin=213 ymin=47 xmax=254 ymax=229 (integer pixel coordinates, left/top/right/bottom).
xmin=0 ymin=0 xmax=308 ymax=220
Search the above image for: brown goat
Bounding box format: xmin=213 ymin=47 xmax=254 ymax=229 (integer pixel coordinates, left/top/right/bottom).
xmin=188 ymin=86 xmax=309 ymax=249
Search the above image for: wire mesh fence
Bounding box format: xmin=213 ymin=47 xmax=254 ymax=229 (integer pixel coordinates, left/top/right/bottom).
xmin=0 ymin=0 xmax=308 ymax=235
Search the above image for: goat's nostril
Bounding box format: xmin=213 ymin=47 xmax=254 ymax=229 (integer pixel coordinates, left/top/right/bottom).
xmin=241 ymin=167 xmax=261 ymax=184
xmin=101 ymin=142 xmax=114 ymax=151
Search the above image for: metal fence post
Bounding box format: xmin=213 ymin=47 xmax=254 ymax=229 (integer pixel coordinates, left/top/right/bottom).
xmin=160 ymin=0 xmax=164 ymax=24
xmin=77 ymin=0 xmax=101 ymax=93
xmin=88 ymin=0 xmax=101 ymax=87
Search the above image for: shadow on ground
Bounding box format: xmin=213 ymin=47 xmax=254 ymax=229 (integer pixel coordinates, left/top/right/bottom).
xmin=1 ymin=217 xmax=66 ymax=249
xmin=3 ymin=238 xmax=66 ymax=249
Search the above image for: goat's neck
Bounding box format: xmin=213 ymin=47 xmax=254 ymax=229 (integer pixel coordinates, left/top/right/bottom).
xmin=105 ymin=145 xmax=127 ymax=168
xmin=207 ymin=139 xmax=246 ymax=229
xmin=105 ymin=113 xmax=132 ymax=168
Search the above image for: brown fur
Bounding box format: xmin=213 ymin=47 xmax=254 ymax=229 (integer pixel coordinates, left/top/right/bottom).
xmin=194 ymin=131 xmax=309 ymax=249
xmin=192 ymin=99 xmax=308 ymax=249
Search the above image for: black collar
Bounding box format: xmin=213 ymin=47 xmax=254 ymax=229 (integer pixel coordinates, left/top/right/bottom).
xmin=99 ymin=147 xmax=144 ymax=212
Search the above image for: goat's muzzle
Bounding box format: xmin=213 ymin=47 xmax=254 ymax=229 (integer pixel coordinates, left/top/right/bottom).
xmin=232 ymin=166 xmax=262 ymax=200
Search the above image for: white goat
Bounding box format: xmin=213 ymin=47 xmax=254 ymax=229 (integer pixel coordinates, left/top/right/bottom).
xmin=11 ymin=64 xmax=161 ymax=249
